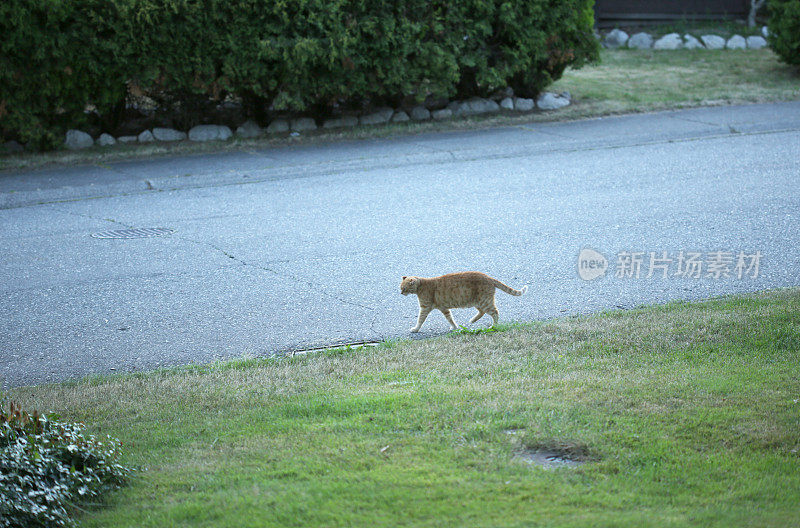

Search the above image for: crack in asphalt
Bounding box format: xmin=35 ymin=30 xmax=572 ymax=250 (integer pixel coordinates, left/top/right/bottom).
xmin=45 ymin=207 xmax=374 ymax=313
xmin=174 ymin=234 xmax=375 ymax=312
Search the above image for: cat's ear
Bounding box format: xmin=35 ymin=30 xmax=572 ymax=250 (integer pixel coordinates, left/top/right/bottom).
xmin=402 ymin=276 xmax=407 ymax=280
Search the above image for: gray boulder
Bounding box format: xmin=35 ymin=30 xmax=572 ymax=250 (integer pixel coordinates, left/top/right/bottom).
xmin=446 ymin=101 xmax=461 ymax=113
xmin=431 ymin=109 xmax=452 ymax=120
xmin=761 ymin=26 xmax=769 ymax=38
xmin=513 ymin=97 xmax=535 ymax=111
xmin=323 ymin=116 xmax=358 ymax=129
xmin=604 ymin=29 xmax=629 ymax=48
xmin=628 ymin=32 xmax=653 ymax=49
xmin=683 ymin=34 xmax=704 ymax=49
xmin=746 ymin=36 xmax=768 ymax=49
xmin=153 ymin=127 xmax=187 ymax=142
xmin=701 ymin=35 xmax=726 ymax=50
xmin=456 ymin=97 xmax=500 ymax=116
xmin=96 ymin=133 xmax=116 ymax=146
xmin=65 ymin=129 xmax=94 ymax=150
xmin=391 ymin=111 xmax=410 ymax=123
xmin=188 ymin=125 xmax=232 ymax=141
xmin=137 ymin=130 xmax=155 ymax=143
xmin=290 ymin=117 xmax=317 ymax=132
xmin=235 ymin=120 xmax=262 ymax=138
xmin=117 ymin=135 xmax=137 ymax=143
xmin=654 ymin=33 xmax=683 ymax=50
xmin=266 ymin=119 xmax=289 ymax=134
xmin=359 ymin=107 xmax=394 ymax=126
xmin=500 ymin=97 xmax=514 ymax=110
xmin=536 ymin=92 xmax=570 ymax=111
xmin=409 ymin=106 xmax=431 ymax=121
xmin=727 ymin=35 xmax=746 ymax=49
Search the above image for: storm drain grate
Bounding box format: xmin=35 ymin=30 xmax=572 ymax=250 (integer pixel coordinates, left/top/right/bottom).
xmin=91 ymin=227 xmax=175 ymax=239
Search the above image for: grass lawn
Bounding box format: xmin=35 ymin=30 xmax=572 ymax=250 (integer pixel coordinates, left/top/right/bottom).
xmin=7 ymin=288 xmax=800 ymax=527
xmin=3 ymin=48 xmax=798 ymax=171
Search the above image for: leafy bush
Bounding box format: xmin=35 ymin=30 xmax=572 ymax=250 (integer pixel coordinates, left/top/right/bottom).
xmin=768 ymin=0 xmax=800 ymax=65
xmin=0 ymin=0 xmax=599 ymax=150
xmin=0 ymin=401 xmax=130 ymax=528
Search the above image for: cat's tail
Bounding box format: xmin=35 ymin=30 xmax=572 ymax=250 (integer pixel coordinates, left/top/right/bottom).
xmin=492 ymin=279 xmax=528 ymax=296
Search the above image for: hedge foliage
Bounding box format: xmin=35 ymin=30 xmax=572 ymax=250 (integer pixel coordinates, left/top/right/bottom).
xmin=0 ymin=0 xmax=599 ymax=150
xmin=768 ymin=0 xmax=800 ymax=65
xmin=0 ymin=401 xmax=130 ymax=528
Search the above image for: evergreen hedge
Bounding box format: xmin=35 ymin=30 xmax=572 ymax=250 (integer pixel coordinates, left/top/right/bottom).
xmin=0 ymin=0 xmax=599 ymax=150
xmin=768 ymin=0 xmax=800 ymax=66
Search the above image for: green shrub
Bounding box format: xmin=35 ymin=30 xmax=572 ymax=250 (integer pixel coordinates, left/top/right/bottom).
xmin=768 ymin=0 xmax=800 ymax=65
xmin=0 ymin=0 xmax=599 ymax=150
xmin=0 ymin=401 xmax=130 ymax=528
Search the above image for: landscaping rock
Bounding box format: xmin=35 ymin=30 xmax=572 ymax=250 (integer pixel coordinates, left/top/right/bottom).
xmin=431 ymin=108 xmax=452 ymax=120
xmin=747 ymin=36 xmax=768 ymax=49
xmin=153 ymin=127 xmax=187 ymax=142
xmin=266 ymin=119 xmax=289 ymax=133
xmin=627 ymin=32 xmax=653 ymax=49
xmin=96 ymin=133 xmax=116 ymax=146
xmin=683 ymin=34 xmax=704 ymax=49
xmin=359 ymin=107 xmax=394 ymax=126
xmin=409 ymin=106 xmax=431 ymax=121
xmin=654 ymin=33 xmax=683 ymax=50
xmin=188 ymin=125 xmax=232 ymax=141
xmin=65 ymin=129 xmax=94 ymax=150
xmin=500 ymin=97 xmax=514 ymax=110
xmin=604 ymin=29 xmax=629 ymax=48
xmin=560 ymin=91 xmax=572 ymax=101
xmin=235 ymin=120 xmax=262 ymax=138
xmin=726 ymin=35 xmax=746 ymax=49
xmin=323 ymin=116 xmax=358 ymax=129
xmin=456 ymin=97 xmax=500 ymax=116
xmin=4 ymin=140 xmax=24 ymax=153
xmin=513 ymin=97 xmax=535 ymax=111
xmin=761 ymin=25 xmax=769 ymax=38
xmin=391 ymin=111 xmax=410 ymax=123
xmin=137 ymin=130 xmax=155 ymax=143
xmin=701 ymin=34 xmax=726 ymax=49
xmin=536 ymin=92 xmax=570 ymax=110
xmin=290 ymin=117 xmax=317 ymax=132
xmin=117 ymin=136 xmax=137 ymax=143
xmin=446 ymin=101 xmax=461 ymax=113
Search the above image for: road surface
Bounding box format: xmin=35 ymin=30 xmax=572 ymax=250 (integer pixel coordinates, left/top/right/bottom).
xmin=1 ymin=102 xmax=799 ymax=388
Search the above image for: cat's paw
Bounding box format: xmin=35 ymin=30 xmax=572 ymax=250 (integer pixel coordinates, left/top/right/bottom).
xmin=409 ymin=327 xmax=420 ymax=333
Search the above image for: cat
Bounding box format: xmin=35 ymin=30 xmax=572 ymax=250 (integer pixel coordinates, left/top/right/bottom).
xmin=400 ymin=271 xmax=527 ymax=332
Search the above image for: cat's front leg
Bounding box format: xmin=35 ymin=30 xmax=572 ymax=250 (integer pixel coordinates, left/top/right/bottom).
xmin=441 ymin=309 xmax=458 ymax=330
xmin=411 ymin=305 xmax=432 ymax=332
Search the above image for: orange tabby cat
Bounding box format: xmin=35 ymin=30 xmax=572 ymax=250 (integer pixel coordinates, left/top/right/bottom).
xmin=400 ymin=271 xmax=527 ymax=332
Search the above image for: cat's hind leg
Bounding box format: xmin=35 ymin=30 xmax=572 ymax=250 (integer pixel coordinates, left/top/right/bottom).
xmin=469 ymin=309 xmax=484 ymax=323
xmin=411 ymin=305 xmax=432 ymax=333
xmin=487 ymin=304 xmax=499 ymax=327
xmin=441 ymin=309 xmax=458 ymax=330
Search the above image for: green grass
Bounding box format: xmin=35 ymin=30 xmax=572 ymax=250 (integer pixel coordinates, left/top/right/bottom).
xmin=7 ymin=288 xmax=800 ymax=527
xmin=2 ymin=48 xmax=798 ymax=171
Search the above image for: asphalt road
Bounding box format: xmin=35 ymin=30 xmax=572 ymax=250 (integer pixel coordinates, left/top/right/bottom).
xmin=2 ymin=102 xmax=799 ymax=388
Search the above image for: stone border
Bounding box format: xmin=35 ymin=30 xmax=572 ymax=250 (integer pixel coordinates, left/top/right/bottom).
xmin=602 ymin=26 xmax=769 ymax=51
xmin=61 ymin=91 xmax=572 ymax=150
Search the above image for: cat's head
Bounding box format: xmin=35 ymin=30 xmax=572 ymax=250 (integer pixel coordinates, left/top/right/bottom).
xmin=400 ymin=276 xmax=420 ymax=295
